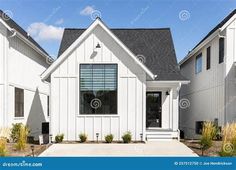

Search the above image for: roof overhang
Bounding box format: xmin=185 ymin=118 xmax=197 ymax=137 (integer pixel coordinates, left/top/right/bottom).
xmin=179 ymin=12 xmax=236 ymax=66
xmin=0 ymin=18 xmax=49 ymax=60
xmin=179 ymin=29 xmax=220 ymax=65
xmin=41 ymin=18 xmax=156 ymax=80
xmin=147 ymin=80 xmax=190 ymax=88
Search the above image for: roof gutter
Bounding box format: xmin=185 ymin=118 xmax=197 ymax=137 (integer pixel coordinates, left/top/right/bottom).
xmin=179 ymin=28 xmax=221 ymax=66
xmin=0 ymin=18 xmax=49 ymax=59
xmin=180 ymin=13 xmax=236 ymax=66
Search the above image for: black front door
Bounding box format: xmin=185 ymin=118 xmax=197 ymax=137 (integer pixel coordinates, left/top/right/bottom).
xmin=146 ymin=92 xmax=162 ymax=128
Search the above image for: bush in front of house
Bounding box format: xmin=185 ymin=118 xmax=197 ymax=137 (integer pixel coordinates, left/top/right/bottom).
xmin=219 ymin=123 xmax=236 ymax=156
xmin=122 ymin=131 xmax=132 ymax=143
xmin=105 ymin=134 xmax=114 ymax=143
xmin=55 ymin=134 xmax=64 ymax=143
xmin=0 ymin=138 xmax=7 ymax=157
xmin=79 ymin=133 xmax=87 ymax=143
xmin=15 ymin=125 xmax=29 ymax=151
xmin=11 ymin=123 xmax=23 ymax=142
xmin=200 ymin=122 xmax=216 ymax=156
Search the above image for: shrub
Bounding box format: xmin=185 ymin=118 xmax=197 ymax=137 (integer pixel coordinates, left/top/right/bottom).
xmin=11 ymin=123 xmax=23 ymax=142
xmin=122 ymin=131 xmax=132 ymax=143
xmin=0 ymin=138 xmax=7 ymax=157
xmin=105 ymin=134 xmax=114 ymax=143
xmin=15 ymin=125 xmax=29 ymax=151
xmin=55 ymin=134 xmax=64 ymax=143
xmin=200 ymin=122 xmax=216 ymax=156
xmin=79 ymin=133 xmax=87 ymax=143
xmin=219 ymin=123 xmax=236 ymax=156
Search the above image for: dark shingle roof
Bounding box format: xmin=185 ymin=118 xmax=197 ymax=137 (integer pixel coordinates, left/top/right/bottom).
xmin=0 ymin=10 xmax=48 ymax=55
xmin=58 ymin=28 xmax=187 ymax=81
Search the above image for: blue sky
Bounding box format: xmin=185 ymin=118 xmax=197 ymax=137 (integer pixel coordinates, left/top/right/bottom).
xmin=1 ymin=0 xmax=236 ymax=61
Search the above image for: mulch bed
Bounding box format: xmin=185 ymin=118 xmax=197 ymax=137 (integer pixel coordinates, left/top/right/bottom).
xmin=5 ymin=143 xmax=50 ymax=157
xmin=60 ymin=141 xmax=145 ymax=144
xmin=182 ymin=139 xmax=222 ymax=156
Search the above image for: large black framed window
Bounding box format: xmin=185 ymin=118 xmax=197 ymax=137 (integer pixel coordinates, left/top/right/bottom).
xmin=80 ymin=64 xmax=117 ymax=114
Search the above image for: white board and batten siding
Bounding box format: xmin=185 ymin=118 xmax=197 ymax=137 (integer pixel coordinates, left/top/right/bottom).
xmin=0 ymin=21 xmax=50 ymax=139
xmin=180 ymin=18 xmax=236 ymax=138
xmin=0 ymin=22 xmax=8 ymax=126
xmin=51 ymin=25 xmax=146 ymax=141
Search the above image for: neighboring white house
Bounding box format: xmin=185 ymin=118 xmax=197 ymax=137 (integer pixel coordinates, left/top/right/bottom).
xmin=179 ymin=9 xmax=236 ymax=139
xmin=0 ymin=10 xmax=51 ymax=140
xmin=41 ymin=18 xmax=189 ymax=141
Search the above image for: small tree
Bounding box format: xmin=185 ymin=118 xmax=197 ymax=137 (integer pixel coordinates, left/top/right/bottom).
xmin=200 ymin=122 xmax=216 ymax=156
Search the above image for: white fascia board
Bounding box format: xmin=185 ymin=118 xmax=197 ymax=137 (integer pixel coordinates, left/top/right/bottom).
xmin=220 ymin=14 xmax=236 ymax=31
xmin=147 ymin=80 xmax=190 ymax=88
xmin=180 ymin=14 xmax=236 ymax=66
xmin=0 ymin=18 xmax=49 ymax=59
xmin=41 ymin=18 xmax=156 ymax=80
xmin=179 ymin=29 xmax=220 ymax=66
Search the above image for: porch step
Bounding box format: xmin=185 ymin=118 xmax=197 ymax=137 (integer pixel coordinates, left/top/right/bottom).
xmin=146 ymin=130 xmax=179 ymax=141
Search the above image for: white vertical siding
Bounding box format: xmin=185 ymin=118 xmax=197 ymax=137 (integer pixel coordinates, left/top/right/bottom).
xmin=180 ymin=31 xmax=228 ymax=138
xmin=51 ymin=25 xmax=146 ymax=141
xmin=0 ymin=21 xmax=50 ymax=139
xmin=225 ymin=19 xmax=236 ymax=122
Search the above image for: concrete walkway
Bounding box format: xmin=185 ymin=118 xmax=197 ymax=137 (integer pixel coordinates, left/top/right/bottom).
xmin=39 ymin=140 xmax=198 ymax=157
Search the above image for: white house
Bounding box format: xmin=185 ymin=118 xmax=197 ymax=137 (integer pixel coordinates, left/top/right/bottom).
xmin=41 ymin=18 xmax=189 ymax=141
xmin=179 ymin=9 xmax=236 ymax=139
xmin=0 ymin=10 xmax=51 ymax=140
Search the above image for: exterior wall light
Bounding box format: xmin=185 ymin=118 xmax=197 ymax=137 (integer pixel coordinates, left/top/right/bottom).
xmin=95 ymin=43 xmax=101 ymax=49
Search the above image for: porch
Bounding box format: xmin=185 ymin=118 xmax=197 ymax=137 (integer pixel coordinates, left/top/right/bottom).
xmin=145 ymin=81 xmax=183 ymax=141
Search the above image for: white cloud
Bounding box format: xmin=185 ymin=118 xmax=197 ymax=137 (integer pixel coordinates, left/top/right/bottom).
xmin=80 ymin=5 xmax=95 ymax=16
xmin=55 ymin=18 xmax=64 ymax=25
xmin=27 ymin=22 xmax=63 ymax=41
